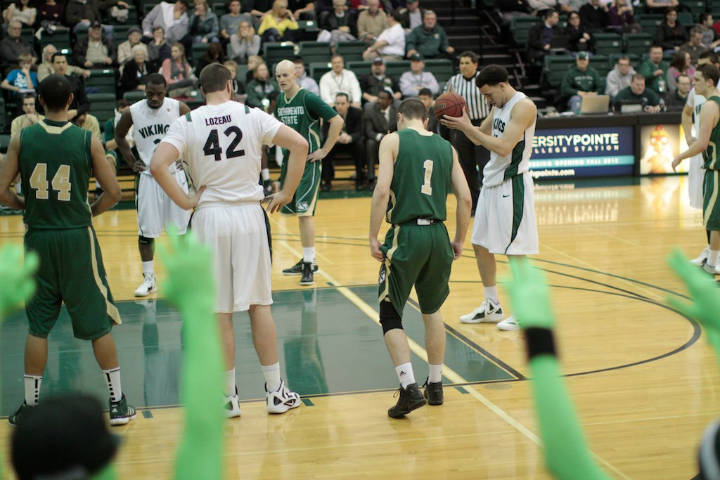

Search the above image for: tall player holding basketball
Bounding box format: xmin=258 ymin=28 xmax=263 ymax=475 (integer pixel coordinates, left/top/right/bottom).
xmin=150 ymin=64 xmax=309 ymax=416
xmin=115 ymin=74 xmax=192 ymax=297
xmin=442 ymin=65 xmax=539 ymax=331
xmin=275 ymin=60 xmax=344 ymax=285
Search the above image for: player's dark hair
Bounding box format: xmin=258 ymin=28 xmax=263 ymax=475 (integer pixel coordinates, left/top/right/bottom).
xmin=398 ymin=98 xmax=427 ymax=121
xmin=476 ymin=64 xmax=508 ymax=88
xmin=700 ymin=50 xmax=719 ymax=64
xmin=631 ymin=73 xmax=645 ymax=82
xmin=418 ymin=87 xmax=432 ymax=97
xmin=698 ymin=63 xmax=720 ymax=86
xmin=458 ymin=51 xmax=478 ymax=64
xmin=50 ymin=52 xmax=66 ymax=63
xmin=335 ymin=92 xmax=349 ymax=102
xmin=38 ymin=74 xmax=72 ymax=111
xmin=145 ymin=73 xmax=166 ymax=87
xmin=199 ymin=63 xmax=233 ymax=94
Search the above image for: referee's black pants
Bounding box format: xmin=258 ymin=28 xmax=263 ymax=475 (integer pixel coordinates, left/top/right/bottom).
xmin=451 ymin=118 xmax=489 ymax=213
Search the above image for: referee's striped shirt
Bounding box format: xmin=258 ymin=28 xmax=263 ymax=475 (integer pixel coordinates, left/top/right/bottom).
xmin=444 ymin=72 xmax=490 ymax=121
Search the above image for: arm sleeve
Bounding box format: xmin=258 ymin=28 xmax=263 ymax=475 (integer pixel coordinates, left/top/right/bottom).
xmin=142 ymin=4 xmax=159 ymax=34
xmin=439 ymin=27 xmax=449 ymax=50
xmin=605 ymin=72 xmax=618 ymax=97
xmin=207 ymin=14 xmax=219 ymax=39
xmin=5 ymin=70 xmax=18 ymax=84
xmin=399 ymin=72 xmax=414 ymax=97
xmin=648 ymin=89 xmax=661 ymax=106
xmin=257 ymin=14 xmax=272 ymax=35
xmin=161 ymin=116 xmax=188 ymax=156
xmin=319 ymin=75 xmax=334 ymax=105
xmin=527 ymin=25 xmax=544 ymax=50
xmin=638 ymin=60 xmax=654 ymax=82
xmin=406 ymin=27 xmax=417 ymax=50
xmin=529 ymin=355 xmax=611 ymax=480
xmin=74 ymin=39 xmax=87 ymax=65
xmin=348 ymin=108 xmax=363 ymax=142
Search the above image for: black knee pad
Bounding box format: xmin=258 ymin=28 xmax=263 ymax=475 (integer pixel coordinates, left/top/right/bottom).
xmin=138 ymin=236 xmax=154 ymax=246
xmin=380 ymin=301 xmax=403 ymax=334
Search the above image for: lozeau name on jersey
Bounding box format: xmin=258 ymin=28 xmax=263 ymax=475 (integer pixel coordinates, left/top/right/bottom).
xmin=204 ymin=115 xmax=232 ymax=126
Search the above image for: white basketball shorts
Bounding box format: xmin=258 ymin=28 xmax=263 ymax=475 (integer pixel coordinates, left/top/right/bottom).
xmin=137 ymin=170 xmax=192 ymax=238
xmin=689 ymin=154 xmax=705 ymax=210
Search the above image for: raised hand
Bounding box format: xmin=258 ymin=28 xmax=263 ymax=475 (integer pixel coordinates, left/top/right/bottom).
xmin=501 ymin=257 xmax=555 ymax=329
xmin=0 ymin=244 xmax=38 ymax=318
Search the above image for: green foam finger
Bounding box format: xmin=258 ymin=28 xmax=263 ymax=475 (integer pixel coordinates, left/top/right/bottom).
xmin=666 ymin=295 xmax=700 ymax=322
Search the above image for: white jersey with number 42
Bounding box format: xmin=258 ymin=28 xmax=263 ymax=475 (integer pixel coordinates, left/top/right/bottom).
xmin=162 ymin=101 xmax=283 ymax=206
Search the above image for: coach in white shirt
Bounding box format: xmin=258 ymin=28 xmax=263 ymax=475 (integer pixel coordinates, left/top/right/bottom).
xmin=362 ymin=10 xmax=405 ymax=62
xmin=319 ymin=53 xmax=362 ymax=107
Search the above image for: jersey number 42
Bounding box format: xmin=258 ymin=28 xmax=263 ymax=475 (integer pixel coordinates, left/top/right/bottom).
xmin=203 ymin=126 xmax=245 ymax=161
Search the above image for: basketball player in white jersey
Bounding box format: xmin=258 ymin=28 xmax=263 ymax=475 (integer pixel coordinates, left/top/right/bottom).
xmin=441 ymin=64 xmax=539 ymax=331
xmin=150 ymin=63 xmax=310 ymax=416
xmin=115 ymin=73 xmax=192 ymax=297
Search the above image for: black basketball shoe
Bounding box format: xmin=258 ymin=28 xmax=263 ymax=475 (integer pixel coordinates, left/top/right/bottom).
xmin=388 ymin=383 xmax=426 ymax=418
xmin=282 ymin=259 xmax=318 ymax=276
xmin=423 ymin=378 xmax=444 ymax=406
xmin=300 ymin=261 xmax=314 ymax=285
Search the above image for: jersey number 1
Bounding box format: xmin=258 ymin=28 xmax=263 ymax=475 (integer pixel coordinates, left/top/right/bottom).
xmin=29 ymin=163 xmax=71 ymax=201
xmin=421 ymin=160 xmax=433 ymax=196
xmin=203 ymin=126 xmax=245 ymax=161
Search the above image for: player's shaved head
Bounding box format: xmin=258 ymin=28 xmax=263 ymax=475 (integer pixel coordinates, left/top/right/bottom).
xmin=275 ymin=60 xmax=294 ymax=75
xmin=275 ymin=59 xmax=298 ymax=93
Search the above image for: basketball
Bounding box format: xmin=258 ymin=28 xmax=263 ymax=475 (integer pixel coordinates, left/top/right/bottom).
xmin=434 ymin=92 xmax=466 ymax=120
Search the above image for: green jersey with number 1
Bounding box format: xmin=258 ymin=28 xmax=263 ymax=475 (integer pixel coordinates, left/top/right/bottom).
xmin=19 ymin=119 xmax=93 ymax=230
xmin=386 ymin=129 xmax=453 ymax=225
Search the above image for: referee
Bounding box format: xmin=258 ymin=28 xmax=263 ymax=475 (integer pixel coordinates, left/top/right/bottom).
xmin=444 ymin=51 xmax=490 ymax=213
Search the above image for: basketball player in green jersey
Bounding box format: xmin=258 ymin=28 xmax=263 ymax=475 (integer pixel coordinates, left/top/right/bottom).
xmin=673 ymin=63 xmax=720 ymax=275
xmin=275 ymin=59 xmax=344 ymax=285
xmin=0 ymin=75 xmax=136 ymax=426
xmin=369 ymin=98 xmax=472 ymax=418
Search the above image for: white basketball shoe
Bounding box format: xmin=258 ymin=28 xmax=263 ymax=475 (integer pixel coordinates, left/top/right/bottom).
xmin=459 ymin=299 xmax=504 ymax=324
xmin=266 ymin=379 xmax=301 ymax=414
xmin=134 ymin=274 xmax=156 ymax=297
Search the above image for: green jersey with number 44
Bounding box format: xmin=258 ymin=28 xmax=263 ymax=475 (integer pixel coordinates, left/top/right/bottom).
xmin=386 ymin=129 xmax=453 ymax=225
xmin=19 ymin=119 xmax=93 ymax=230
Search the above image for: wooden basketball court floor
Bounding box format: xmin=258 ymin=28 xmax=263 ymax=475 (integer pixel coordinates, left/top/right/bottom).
xmin=0 ymin=175 xmax=717 ymax=479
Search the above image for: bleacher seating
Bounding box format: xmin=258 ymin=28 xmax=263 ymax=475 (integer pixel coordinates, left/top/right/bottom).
xmin=624 ymin=33 xmax=653 ymax=56
xmin=123 ymin=90 xmax=146 ymax=103
xmin=346 ymin=61 xmax=372 ymax=79
xmin=542 ymin=55 xmax=576 ymax=87
xmin=85 ymin=69 xmax=116 ymax=96
xmin=263 ymin=42 xmax=295 ymax=66
xmin=385 ymin=60 xmax=411 ymax=80
xmin=298 ymin=41 xmax=331 ymax=64
xmin=636 ymin=14 xmax=663 ymax=33
xmin=40 ymin=29 xmax=71 ymax=51
xmin=593 ymin=32 xmax=622 ymax=56
xmin=309 ymin=61 xmax=332 ymax=82
xmin=88 ymin=93 xmax=116 ymax=126
xmin=335 ymin=41 xmax=365 ymax=62
xmin=678 ymin=11 xmax=695 ymax=26
xmin=510 ymin=17 xmax=540 ymax=47
xmin=191 ymin=43 xmax=210 ymax=64
xmin=425 ymin=58 xmax=453 ymax=84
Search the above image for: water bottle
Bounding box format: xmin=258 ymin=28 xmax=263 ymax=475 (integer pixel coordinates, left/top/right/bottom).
xmin=658 ymin=77 xmax=666 ymax=94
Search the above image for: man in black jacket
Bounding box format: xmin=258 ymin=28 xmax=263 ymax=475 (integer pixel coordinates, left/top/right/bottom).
xmin=364 ymin=88 xmax=397 ymax=188
xmin=527 ymin=9 xmax=560 ymax=64
xmin=360 ymin=57 xmax=401 ymax=107
xmin=398 ymin=0 xmax=425 ymax=31
xmin=322 ymin=92 xmax=364 ymax=191
xmin=579 ymin=0 xmax=609 ymax=31
xmin=51 ymin=52 xmax=90 ymax=122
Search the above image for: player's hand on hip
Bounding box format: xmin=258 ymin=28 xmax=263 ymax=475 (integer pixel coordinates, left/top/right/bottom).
xmin=187 ymin=185 xmax=206 ymax=209
xmin=451 ymin=240 xmax=463 ymax=259
xmin=264 ymin=190 xmax=292 ymax=214
xmin=307 ymin=148 xmax=326 ymax=162
xmin=369 ymin=236 xmax=384 ymax=262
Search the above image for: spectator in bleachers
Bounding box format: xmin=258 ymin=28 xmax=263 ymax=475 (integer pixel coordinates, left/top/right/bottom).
xmin=258 ymin=0 xmax=299 ymax=42
xmin=3 ymin=0 xmax=35 ymax=28
xmin=579 ymin=0 xmax=609 ymax=31
xmin=37 ymin=44 xmax=88 ymax=81
xmin=363 ymin=10 xmax=404 ymax=61
xmin=561 ymin=51 xmax=603 ymax=113
xmin=321 ymin=91 xmax=364 ymax=191
xmin=608 ymin=0 xmax=638 ymax=33
xmin=398 ymin=0 xmax=424 ymax=31
xmin=74 ymin=21 xmax=116 ymax=69
xmin=196 ymin=42 xmax=225 ymax=73
xmin=417 ymin=87 xmax=437 ymax=132
xmin=406 ymin=10 xmax=454 ymax=59
xmin=496 ymin=0 xmax=530 ymax=24
xmin=0 ymin=21 xmax=34 ymax=73
xmin=288 ymin=0 xmax=316 ymax=20
xmin=558 ymin=0 xmax=584 ymax=13
xmin=120 ymin=45 xmax=151 ymax=95
xmin=51 ymin=52 xmax=90 ymax=121
xmin=614 ymin=73 xmax=661 ymax=111
xmin=698 ymin=13 xmax=720 ymax=50
xmin=319 ymin=53 xmax=362 ymax=106
xmin=399 ymin=52 xmax=438 ymax=97
xmin=655 ymin=8 xmax=687 ymax=51
xmin=364 ymin=88 xmax=396 ymax=187
xmin=645 ymin=0 xmax=679 ymax=15
xmin=142 ymin=0 xmax=191 ymax=44
xmin=161 ymin=42 xmax=196 ymax=96
xmin=529 ymin=0 xmax=558 ymax=15
xmin=361 ymin=56 xmax=401 ymax=106
xmin=245 ymin=61 xmax=279 ymax=109
xmin=118 ymin=27 xmax=148 ymax=68
xmin=188 ymin=0 xmax=220 ymax=44
xmin=98 ymin=0 xmax=130 ymax=24
xmin=293 ymin=57 xmax=320 ymax=95
xmin=65 ymin=0 xmax=102 ymax=32
xmin=679 ymin=26 xmax=709 ymax=64
xmin=220 ymin=0 xmax=253 ymax=43
xmin=223 ymin=59 xmax=244 ymax=96
xmin=527 ymin=8 xmax=560 ymax=64
xmin=37 ymin=0 xmax=64 ymax=29
xmin=11 ymin=93 xmax=42 ymax=139
xmin=606 ymin=54 xmax=635 ymax=99
xmin=565 ymin=10 xmax=595 ymax=53
xmin=228 ymin=20 xmax=261 ymax=63
xmin=1 ymin=52 xmax=37 ymax=101
xmin=667 ymin=50 xmax=694 ymax=94
xmin=357 ymin=0 xmax=386 ymax=43
xmin=664 ymin=72 xmax=690 ymax=110
xmin=639 ymin=44 xmax=670 ymax=94
xmin=102 ymin=99 xmax=130 ymax=164
xmin=319 ymin=0 xmax=358 ymax=38
xmin=148 ymin=26 xmax=172 ymax=69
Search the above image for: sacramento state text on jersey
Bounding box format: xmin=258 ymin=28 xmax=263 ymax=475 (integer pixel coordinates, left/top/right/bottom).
xmin=277 ymin=105 xmax=305 ymax=127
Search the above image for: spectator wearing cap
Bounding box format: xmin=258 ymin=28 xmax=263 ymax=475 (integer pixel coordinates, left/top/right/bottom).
xmin=117 ymin=26 xmax=148 ymax=68
xmin=561 ymin=51 xmax=603 ymax=114
xmin=0 ymin=20 xmax=33 ymax=73
xmin=406 ymin=9 xmax=453 ymax=59
xmin=361 ymin=56 xmax=401 ymax=107
xmin=357 ymin=0 xmax=386 ymax=43
xmin=398 ymin=0 xmax=425 ymax=31
xmin=362 ymin=9 xmax=404 ymax=61
xmin=142 ymin=0 xmax=191 ymax=44
xmin=364 ymin=88 xmax=397 ymax=187
xmin=293 ymin=57 xmax=320 ymax=95
xmin=527 ymin=8 xmax=560 ymax=64
xmin=319 ymin=53 xmax=362 ymax=107
xmin=74 ymin=21 xmax=116 ymax=68
xmin=399 ymin=53 xmax=438 ymax=98
xmin=321 ymin=91 xmax=364 ymax=191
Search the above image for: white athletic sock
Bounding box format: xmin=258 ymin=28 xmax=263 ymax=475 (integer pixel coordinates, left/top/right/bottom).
xmin=24 ymin=375 xmax=42 ymax=406
xmin=395 ymin=362 xmax=415 ymax=388
xmin=261 ymin=363 xmax=281 ymax=392
xmin=303 ymin=247 xmax=315 ymax=263
xmin=103 ymin=368 xmax=123 ymax=402
xmin=225 ymin=368 xmax=236 ymax=397
xmin=484 ymin=285 xmax=499 ymax=304
xmin=428 ymin=364 xmax=443 ymax=383
xmin=710 ymin=250 xmax=720 ymax=267
xmin=142 ymin=261 xmax=154 ymax=276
